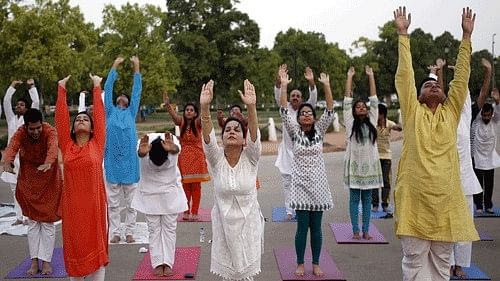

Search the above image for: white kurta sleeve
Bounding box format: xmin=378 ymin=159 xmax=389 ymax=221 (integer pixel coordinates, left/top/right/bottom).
xmin=203 ymin=128 xmax=223 ymax=168
xmin=315 ymin=109 xmax=334 ymax=136
xmin=343 ymin=96 xmax=354 ymax=139
xmin=28 ymin=86 xmax=40 ymax=110
xmin=243 ymin=129 xmax=262 ymax=166
xmin=368 ymin=95 xmax=379 ymax=126
xmin=280 ymin=107 xmax=300 ymax=138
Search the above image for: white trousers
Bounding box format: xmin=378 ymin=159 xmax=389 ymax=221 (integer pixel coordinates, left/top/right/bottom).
xmin=146 ymin=213 xmax=178 ymax=268
xmin=106 ymin=182 xmax=137 ymax=236
xmin=27 ymin=219 xmax=55 ymax=262
xmin=451 ymin=195 xmax=474 ymax=267
xmin=9 ymin=183 xmax=24 ymax=221
xmin=69 ymin=267 xmax=105 ymax=281
xmin=401 ymin=236 xmax=453 ymax=281
xmin=281 ymin=174 xmax=295 ymax=216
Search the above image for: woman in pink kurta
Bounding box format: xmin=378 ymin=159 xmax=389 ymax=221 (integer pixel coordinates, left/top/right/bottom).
xmin=55 ymin=75 xmax=108 ymax=280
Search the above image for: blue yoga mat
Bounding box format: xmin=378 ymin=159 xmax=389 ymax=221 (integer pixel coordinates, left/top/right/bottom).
xmin=5 ymin=248 xmax=67 ymax=279
xmin=474 ymin=207 xmax=500 ymax=218
xmin=272 ymin=207 xmax=297 ymax=222
xmin=450 ymin=263 xmax=491 ymax=280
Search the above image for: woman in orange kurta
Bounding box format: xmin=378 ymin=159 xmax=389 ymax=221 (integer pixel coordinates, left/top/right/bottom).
xmin=164 ymin=94 xmax=210 ymax=221
xmin=55 ymin=74 xmax=108 ymax=280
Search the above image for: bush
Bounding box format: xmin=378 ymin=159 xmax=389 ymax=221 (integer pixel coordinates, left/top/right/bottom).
xmin=259 ymin=125 xmax=269 ymax=141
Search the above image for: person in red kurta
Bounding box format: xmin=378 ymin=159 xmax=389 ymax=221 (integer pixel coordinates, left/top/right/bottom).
xmin=2 ymin=108 xmax=62 ymax=276
xmin=55 ymin=74 xmax=108 ymax=280
xmin=164 ymin=93 xmax=210 ymax=221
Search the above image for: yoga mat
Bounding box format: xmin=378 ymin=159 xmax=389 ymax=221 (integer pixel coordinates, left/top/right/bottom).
xmin=474 ymin=208 xmax=500 ymax=217
xmin=132 ymin=247 xmax=200 ymax=280
xmin=272 ymin=207 xmax=297 ymax=222
xmin=329 ymin=222 xmax=388 ymax=244
xmin=110 ymin=222 xmax=149 ymax=244
xmin=177 ymin=208 xmax=211 ymax=222
xmin=478 ymin=231 xmax=493 ymax=241
xmin=273 ymin=247 xmax=345 ymax=280
xmin=5 ymin=248 xmax=67 ymax=279
xmin=0 ymin=205 xmax=16 ymax=218
xmin=450 ymin=263 xmax=491 ymax=280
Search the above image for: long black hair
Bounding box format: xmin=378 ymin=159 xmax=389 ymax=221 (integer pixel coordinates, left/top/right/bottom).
xmin=71 ymin=111 xmax=94 ymax=142
xmin=350 ymin=99 xmax=377 ymax=144
xmin=180 ymin=102 xmax=199 ymax=138
xmin=296 ymin=103 xmax=317 ymax=142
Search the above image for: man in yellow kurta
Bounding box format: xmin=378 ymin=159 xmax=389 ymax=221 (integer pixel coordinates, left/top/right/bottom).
xmin=393 ymin=7 xmax=479 ymax=281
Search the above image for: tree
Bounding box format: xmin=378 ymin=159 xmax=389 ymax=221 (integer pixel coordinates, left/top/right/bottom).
xmin=0 ymin=0 xmax=98 ymax=106
xmin=164 ymin=0 xmax=260 ymax=107
xmin=100 ymin=3 xmax=180 ymax=106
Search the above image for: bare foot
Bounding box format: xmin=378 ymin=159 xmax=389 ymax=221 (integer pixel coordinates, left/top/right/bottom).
xmin=182 ymin=213 xmax=190 ymax=220
xmin=286 ymin=214 xmax=293 ymax=221
xmin=191 ymin=214 xmax=199 ymax=221
xmin=163 ymin=264 xmax=173 ymax=276
xmin=153 ymin=265 xmax=164 ymax=276
xmin=454 ymin=266 xmax=467 ymax=279
xmin=23 ymin=219 xmax=29 ymax=225
xmin=295 ymin=264 xmax=305 ymax=276
xmin=126 ymin=234 xmax=135 ymax=243
xmin=362 ymin=233 xmax=372 ymax=240
xmin=27 ymin=258 xmax=39 ymax=275
xmin=312 ymin=264 xmax=324 ymax=276
xmin=11 ymin=219 xmax=24 ymax=226
xmin=352 ymin=232 xmax=361 ymax=240
xmin=41 ymin=261 xmax=52 ymax=275
xmin=110 ymin=235 xmax=121 ymax=243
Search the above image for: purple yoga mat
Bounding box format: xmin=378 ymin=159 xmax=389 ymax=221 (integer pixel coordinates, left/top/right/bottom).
xmin=329 ymin=222 xmax=388 ymax=244
xmin=273 ymin=247 xmax=345 ymax=281
xmin=132 ymin=247 xmax=200 ymax=280
xmin=5 ymin=248 xmax=67 ymax=279
xmin=177 ymin=208 xmax=211 ymax=222
xmin=478 ymin=231 xmax=493 ymax=241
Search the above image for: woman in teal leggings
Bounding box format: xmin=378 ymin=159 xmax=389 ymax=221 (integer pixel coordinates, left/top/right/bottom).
xmin=278 ymin=69 xmax=334 ymax=277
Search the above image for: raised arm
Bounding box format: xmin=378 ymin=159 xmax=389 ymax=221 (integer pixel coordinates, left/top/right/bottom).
xmin=435 ymin=59 xmax=446 ymax=90
xmin=476 ymin=58 xmax=492 ymax=110
xmin=3 ymin=81 xmax=22 ymax=123
xmin=319 ymin=73 xmax=334 ymax=110
xmin=492 ymin=88 xmax=500 ymax=123
xmin=90 ymin=74 xmax=105 ymax=148
xmin=279 ymin=70 xmax=292 ymax=108
xmin=274 ymin=64 xmax=287 ymax=105
xmin=239 ymin=80 xmax=258 ymax=142
xmin=345 ymin=67 xmax=355 ymax=97
xmin=129 ymin=56 xmax=142 ymax=117
xmin=394 ymin=6 xmax=418 ymax=120
xmin=445 ymin=7 xmax=475 ymax=119
xmin=199 ymin=80 xmax=215 ymax=144
xmin=163 ymin=92 xmax=182 ymax=126
xmin=104 ymin=57 xmax=124 ymax=116
xmin=26 ymin=79 xmax=40 ymax=110
xmin=304 ymin=67 xmax=318 ymax=106
xmin=55 ymin=76 xmax=72 ymax=150
xmin=366 ymin=65 xmax=377 ymax=97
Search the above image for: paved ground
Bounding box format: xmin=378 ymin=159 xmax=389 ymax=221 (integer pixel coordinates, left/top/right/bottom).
xmin=0 ymin=136 xmax=499 ymax=281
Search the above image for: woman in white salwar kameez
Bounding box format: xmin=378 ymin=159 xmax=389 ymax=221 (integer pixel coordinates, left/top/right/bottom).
xmin=132 ymin=132 xmax=187 ymax=277
xmin=199 ymin=79 xmax=264 ymax=281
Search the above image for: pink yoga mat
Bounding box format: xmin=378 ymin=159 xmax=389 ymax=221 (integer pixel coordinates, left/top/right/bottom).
xmin=273 ymin=247 xmax=345 ymax=280
xmin=177 ymin=208 xmax=211 ymax=222
xmin=329 ymin=222 xmax=388 ymax=244
xmin=132 ymin=247 xmax=200 ymax=280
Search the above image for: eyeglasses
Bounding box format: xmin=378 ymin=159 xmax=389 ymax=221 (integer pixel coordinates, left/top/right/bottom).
xmin=300 ymin=111 xmax=314 ymax=117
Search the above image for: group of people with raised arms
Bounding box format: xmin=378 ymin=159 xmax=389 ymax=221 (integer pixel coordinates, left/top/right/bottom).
xmin=0 ymin=5 xmax=497 ymax=281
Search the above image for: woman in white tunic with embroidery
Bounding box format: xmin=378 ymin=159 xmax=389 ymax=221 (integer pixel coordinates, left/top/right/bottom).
xmin=200 ymin=79 xmax=264 ymax=281
xmin=132 ymin=132 xmax=187 ymax=277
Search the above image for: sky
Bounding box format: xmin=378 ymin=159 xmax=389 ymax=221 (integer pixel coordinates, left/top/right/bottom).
xmin=67 ymin=0 xmax=499 ymax=56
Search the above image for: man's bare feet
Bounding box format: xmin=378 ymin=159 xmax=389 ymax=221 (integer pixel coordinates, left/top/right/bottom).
xmin=11 ymin=219 xmax=24 ymax=226
xmin=110 ymin=235 xmax=121 ymax=243
xmin=312 ymin=264 xmax=324 ymax=276
xmin=352 ymin=232 xmax=361 ymax=240
xmin=191 ymin=214 xmax=199 ymax=221
xmin=182 ymin=213 xmax=190 ymax=220
xmin=295 ymin=264 xmax=305 ymax=276
xmin=153 ymin=265 xmax=164 ymax=276
xmin=41 ymin=261 xmax=52 ymax=275
xmin=163 ymin=264 xmax=173 ymax=276
xmin=286 ymin=214 xmax=293 ymax=221
xmin=27 ymin=258 xmax=39 ymax=275
xmin=362 ymin=232 xmax=372 ymax=240
xmin=454 ymin=265 xmax=467 ymax=279
xmin=126 ymin=234 xmax=135 ymax=243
